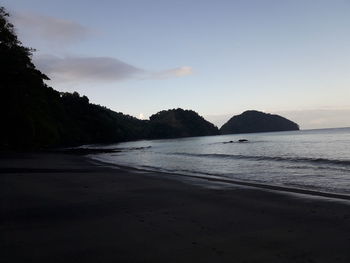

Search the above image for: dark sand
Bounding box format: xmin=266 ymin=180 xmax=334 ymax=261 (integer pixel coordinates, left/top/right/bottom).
xmin=1 ymin=153 xmax=350 ymax=263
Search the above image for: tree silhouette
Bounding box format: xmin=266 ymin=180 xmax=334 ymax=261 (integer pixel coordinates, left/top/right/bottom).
xmin=1 ymin=7 xmax=62 ymax=149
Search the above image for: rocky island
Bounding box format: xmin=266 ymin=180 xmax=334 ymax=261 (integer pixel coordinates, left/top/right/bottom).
xmin=220 ymin=110 xmax=299 ymax=134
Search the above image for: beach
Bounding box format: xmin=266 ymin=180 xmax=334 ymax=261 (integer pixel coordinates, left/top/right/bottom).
xmin=1 ymin=152 xmax=350 ymax=263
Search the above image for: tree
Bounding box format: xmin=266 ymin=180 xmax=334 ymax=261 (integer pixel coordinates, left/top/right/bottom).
xmin=0 ymin=7 xmax=63 ymax=149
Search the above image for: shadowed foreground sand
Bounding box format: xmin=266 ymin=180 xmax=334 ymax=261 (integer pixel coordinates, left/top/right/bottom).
xmin=1 ymin=153 xmax=350 ymax=263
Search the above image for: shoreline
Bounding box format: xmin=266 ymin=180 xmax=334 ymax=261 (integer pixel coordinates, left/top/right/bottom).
xmin=1 ymin=152 xmax=350 ymax=262
xmin=89 ymin=155 xmax=350 ymax=202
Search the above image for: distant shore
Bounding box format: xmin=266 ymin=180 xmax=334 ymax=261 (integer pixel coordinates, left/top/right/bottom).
xmin=1 ymin=152 xmax=350 ymax=262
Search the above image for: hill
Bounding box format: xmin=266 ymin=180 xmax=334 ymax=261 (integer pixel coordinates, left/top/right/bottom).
xmin=220 ymin=110 xmax=299 ymax=134
xmin=148 ymin=109 xmax=219 ymax=139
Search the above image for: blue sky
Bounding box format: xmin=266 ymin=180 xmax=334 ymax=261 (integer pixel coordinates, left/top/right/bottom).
xmin=3 ymin=0 xmax=350 ymax=128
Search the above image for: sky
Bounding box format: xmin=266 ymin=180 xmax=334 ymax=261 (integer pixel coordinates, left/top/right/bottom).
xmin=3 ymin=0 xmax=350 ymax=129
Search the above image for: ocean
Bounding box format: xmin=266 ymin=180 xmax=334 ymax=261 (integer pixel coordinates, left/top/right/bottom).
xmin=89 ymin=127 xmax=350 ymax=196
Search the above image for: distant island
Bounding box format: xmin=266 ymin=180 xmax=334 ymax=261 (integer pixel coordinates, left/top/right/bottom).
xmin=220 ymin=110 xmax=300 ymax=134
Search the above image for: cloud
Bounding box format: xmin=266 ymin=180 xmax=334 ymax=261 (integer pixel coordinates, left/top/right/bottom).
xmin=151 ymin=66 xmax=193 ymax=79
xmin=34 ymin=55 xmax=193 ymax=83
xmin=34 ymin=55 xmax=144 ymax=82
xmin=12 ymin=11 xmax=92 ymax=45
xmin=9 ymin=11 xmax=193 ymax=83
xmin=138 ymin=113 xmax=146 ymax=120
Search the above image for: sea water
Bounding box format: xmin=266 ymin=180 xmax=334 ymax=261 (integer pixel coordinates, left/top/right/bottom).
xmin=90 ymin=127 xmax=350 ymax=195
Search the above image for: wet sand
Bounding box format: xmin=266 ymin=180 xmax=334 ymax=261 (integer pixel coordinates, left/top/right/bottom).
xmin=1 ymin=153 xmax=350 ymax=262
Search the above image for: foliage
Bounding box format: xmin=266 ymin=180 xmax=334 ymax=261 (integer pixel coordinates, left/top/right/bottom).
xmin=58 ymin=92 xmax=148 ymax=145
xmin=1 ymin=7 xmax=61 ymax=149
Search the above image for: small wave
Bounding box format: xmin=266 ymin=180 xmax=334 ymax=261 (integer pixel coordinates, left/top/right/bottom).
xmin=168 ymin=152 xmax=350 ymax=166
xmin=281 ymin=165 xmax=350 ymax=173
